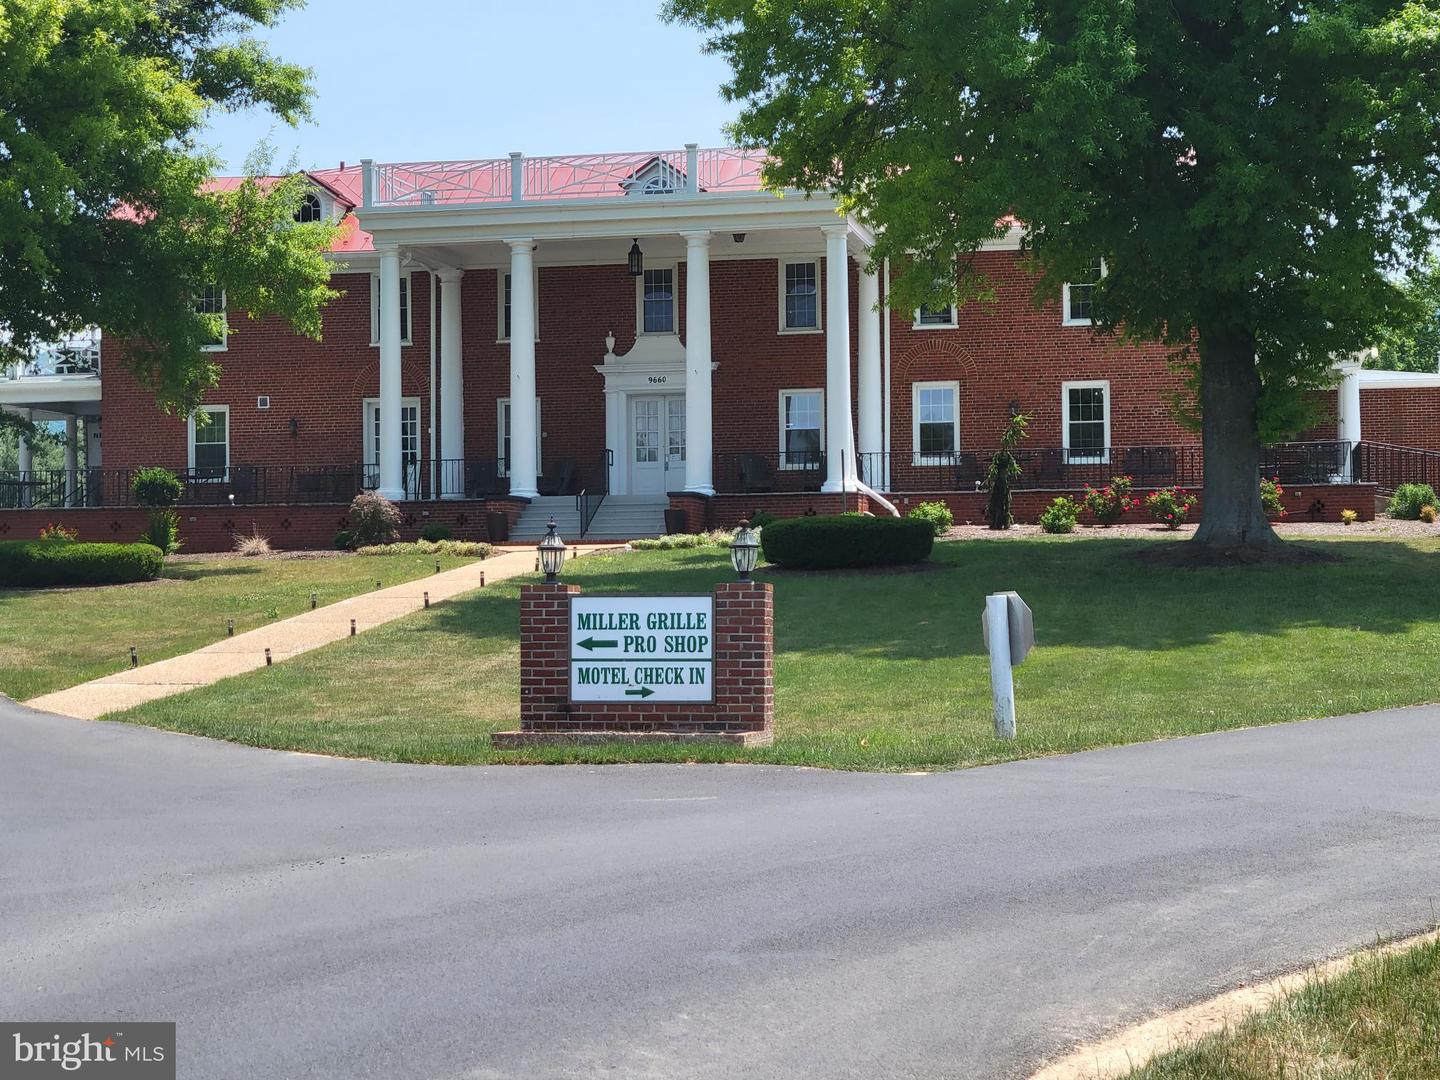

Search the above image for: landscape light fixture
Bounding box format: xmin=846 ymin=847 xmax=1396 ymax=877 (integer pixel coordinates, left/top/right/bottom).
xmin=538 ymin=517 xmax=567 ymax=582
xmin=730 ymin=520 xmax=760 ymax=580
xmin=627 ymin=238 xmax=644 ymax=277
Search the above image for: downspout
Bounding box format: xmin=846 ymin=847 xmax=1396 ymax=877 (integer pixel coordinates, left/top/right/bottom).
xmin=882 ymin=256 xmax=892 ymax=493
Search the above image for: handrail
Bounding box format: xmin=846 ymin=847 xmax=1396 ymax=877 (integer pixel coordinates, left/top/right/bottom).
xmin=575 ymin=449 xmax=613 ymax=538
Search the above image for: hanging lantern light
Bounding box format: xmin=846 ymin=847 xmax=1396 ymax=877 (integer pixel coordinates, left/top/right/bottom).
xmin=627 ymin=238 xmax=644 ymax=277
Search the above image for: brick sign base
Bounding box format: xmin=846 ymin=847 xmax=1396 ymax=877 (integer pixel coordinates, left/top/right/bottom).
xmin=492 ymin=580 xmax=774 ymax=748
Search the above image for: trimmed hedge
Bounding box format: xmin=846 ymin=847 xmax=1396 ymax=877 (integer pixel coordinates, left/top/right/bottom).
xmin=760 ymin=514 xmax=934 ymax=570
xmin=0 ymin=540 xmax=165 ymax=587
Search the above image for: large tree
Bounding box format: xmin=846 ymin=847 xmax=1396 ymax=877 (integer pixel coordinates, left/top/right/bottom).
xmin=1370 ymin=260 xmax=1440 ymax=372
xmin=667 ymin=0 xmax=1440 ymax=559
xmin=0 ymin=0 xmax=337 ymax=441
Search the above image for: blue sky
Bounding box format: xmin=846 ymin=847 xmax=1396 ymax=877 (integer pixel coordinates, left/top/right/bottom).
xmin=200 ymin=1 xmax=740 ymax=171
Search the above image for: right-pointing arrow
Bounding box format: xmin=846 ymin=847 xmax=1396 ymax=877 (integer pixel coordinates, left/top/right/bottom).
xmin=624 ymin=686 xmax=655 ymax=699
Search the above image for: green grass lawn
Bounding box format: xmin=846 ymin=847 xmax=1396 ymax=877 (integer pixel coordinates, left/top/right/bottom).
xmin=1119 ymin=935 xmax=1440 ymax=1079
xmin=0 ymin=551 xmax=481 ymax=700
xmin=105 ymin=535 xmax=1440 ymax=770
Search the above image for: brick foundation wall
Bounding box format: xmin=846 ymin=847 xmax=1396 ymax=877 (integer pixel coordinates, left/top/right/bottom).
xmin=508 ymin=580 xmax=773 ymax=745
xmin=0 ymin=498 xmax=520 ymax=552
xmin=887 ymin=485 xmax=1377 ymax=524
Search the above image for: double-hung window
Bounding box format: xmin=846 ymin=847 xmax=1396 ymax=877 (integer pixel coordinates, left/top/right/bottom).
xmin=1063 ymin=380 xmax=1110 ymax=462
xmin=915 ymin=303 xmax=956 ymax=328
xmin=189 ymin=405 xmax=229 ymax=480
xmin=778 ymin=389 xmax=824 ymax=469
xmin=497 ymin=268 xmax=539 ymax=342
xmin=913 ymin=382 xmax=960 ymax=463
xmin=1063 ymin=259 xmax=1106 ymax=325
xmin=779 ymin=260 xmax=820 ymax=332
xmin=196 ymin=285 xmax=227 ymax=351
xmin=497 ymin=398 xmax=542 ymax=477
xmin=640 ymin=267 xmax=675 ymax=334
xmin=369 ymin=272 xmax=412 ymax=345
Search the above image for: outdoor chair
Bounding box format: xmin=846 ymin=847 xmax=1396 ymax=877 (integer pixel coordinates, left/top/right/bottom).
xmin=538 ymin=459 xmax=575 ymax=496
xmin=955 ymin=451 xmax=984 ymax=487
xmin=469 ymin=459 xmax=503 ymax=498
xmin=1035 ymin=448 xmax=1068 ymax=487
xmin=739 ymin=453 xmax=776 ymax=494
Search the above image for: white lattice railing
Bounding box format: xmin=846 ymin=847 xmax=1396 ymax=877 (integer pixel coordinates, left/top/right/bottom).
xmin=362 ymin=146 xmax=769 ymax=207
xmin=4 ymin=334 xmax=101 ymax=380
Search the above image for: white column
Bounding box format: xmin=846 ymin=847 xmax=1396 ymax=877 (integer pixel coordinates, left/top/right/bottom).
xmin=1337 ymin=359 xmax=1362 ymax=446
xmin=377 ymin=244 xmax=405 ymax=500
xmin=857 ymin=260 xmax=883 ymax=486
xmin=682 ymin=230 xmax=714 ymax=495
xmin=438 ymin=269 xmax=466 ymax=498
xmin=822 ymin=225 xmax=855 ymax=492
xmin=16 ymin=409 xmax=32 ymax=508
xmin=506 ymin=238 xmax=540 ymax=499
xmin=63 ymin=415 xmax=79 ymax=506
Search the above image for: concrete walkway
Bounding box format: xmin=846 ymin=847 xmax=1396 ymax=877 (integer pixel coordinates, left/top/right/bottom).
xmin=25 ymin=543 xmax=621 ymax=720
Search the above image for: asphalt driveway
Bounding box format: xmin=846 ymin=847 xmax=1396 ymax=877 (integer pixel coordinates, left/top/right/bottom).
xmin=3 ymin=699 xmax=1438 ymax=1079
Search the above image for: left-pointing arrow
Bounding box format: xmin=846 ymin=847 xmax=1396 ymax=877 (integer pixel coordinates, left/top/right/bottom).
xmin=577 ymin=637 xmax=620 ymax=651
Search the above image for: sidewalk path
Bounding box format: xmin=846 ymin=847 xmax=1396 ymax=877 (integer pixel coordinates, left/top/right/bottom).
xmin=25 ymin=543 xmax=622 ymax=720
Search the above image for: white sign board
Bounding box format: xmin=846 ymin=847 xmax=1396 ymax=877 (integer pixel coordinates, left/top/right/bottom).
xmin=570 ymin=595 xmax=714 ymax=703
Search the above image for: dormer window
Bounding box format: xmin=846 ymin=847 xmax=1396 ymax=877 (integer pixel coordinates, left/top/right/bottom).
xmin=295 ymin=191 xmax=323 ymax=223
xmin=623 ymin=158 xmax=686 ymax=196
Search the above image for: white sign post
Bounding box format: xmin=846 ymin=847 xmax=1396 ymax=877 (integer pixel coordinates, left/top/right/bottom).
xmin=570 ymin=595 xmax=715 ymax=704
xmin=981 ymin=591 xmax=1034 ymax=739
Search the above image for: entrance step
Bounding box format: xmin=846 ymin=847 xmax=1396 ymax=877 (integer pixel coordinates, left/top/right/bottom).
xmin=510 ymin=495 xmax=668 ymax=542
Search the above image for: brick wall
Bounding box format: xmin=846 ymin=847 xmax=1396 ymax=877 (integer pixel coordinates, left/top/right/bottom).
xmin=498 ymin=580 xmax=774 ymax=747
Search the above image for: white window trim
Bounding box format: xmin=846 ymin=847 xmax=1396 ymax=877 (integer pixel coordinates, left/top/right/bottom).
xmin=912 ymin=302 xmax=958 ymax=330
xmin=912 ymin=380 xmax=960 ymax=464
xmin=187 ymin=404 xmax=230 ymax=477
xmin=199 ymin=288 xmax=228 ymax=352
xmin=1062 ymin=258 xmax=1108 ymax=327
xmin=496 ymin=397 xmax=542 ymax=477
xmin=369 ymin=271 xmax=413 ymax=347
xmin=777 ymin=388 xmax=825 ymax=469
xmin=496 ymin=267 xmax=540 ymax=343
xmin=296 ymin=190 xmax=325 ymax=224
xmin=1061 ymin=379 xmax=1111 ymax=464
xmin=776 ymin=257 xmax=822 ymax=334
xmin=636 ymin=262 xmax=679 ymax=337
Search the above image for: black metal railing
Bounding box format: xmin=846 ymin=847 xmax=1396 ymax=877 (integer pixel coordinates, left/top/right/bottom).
xmin=1354 ymin=442 xmax=1440 ymax=494
xmin=715 ymin=449 xmax=827 ymax=494
xmin=576 ymin=449 xmax=614 ymax=538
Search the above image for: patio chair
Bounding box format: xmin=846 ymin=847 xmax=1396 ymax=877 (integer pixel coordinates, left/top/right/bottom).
xmin=469 ymin=459 xmax=502 ymax=498
xmin=739 ymin=453 xmax=776 ymax=494
xmin=1035 ymin=448 xmax=1068 ymax=487
xmin=955 ymin=451 xmax=984 ymax=487
xmin=538 ymin=458 xmax=575 ymax=496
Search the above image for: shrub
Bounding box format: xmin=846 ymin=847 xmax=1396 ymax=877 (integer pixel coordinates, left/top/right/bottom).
xmin=629 ymin=531 xmax=733 ymax=551
xmin=233 ymin=526 xmax=272 ymax=557
xmin=1340 ymin=508 xmax=1359 ymax=526
xmin=1261 ymin=476 xmax=1288 ymax=518
xmin=907 ymin=500 xmax=954 ymax=537
xmin=1420 ymin=505 xmax=1438 ymax=524
xmin=985 ymin=412 xmax=1031 ymax=530
xmin=38 ymin=522 xmax=78 ymax=541
xmin=131 ymin=466 xmax=182 ymax=508
xmin=420 ymin=523 xmax=454 ymax=542
xmin=0 ymin=540 xmax=163 ymax=586
xmin=1038 ymin=496 xmax=1081 ymax=534
xmin=348 ymin=491 xmax=401 ymax=547
xmin=355 ymin=539 xmax=492 ymax=558
xmin=1388 ymin=483 xmax=1438 ymax=520
xmin=746 ymin=510 xmax=778 ymax=529
xmin=333 ymin=529 xmax=353 ymax=550
xmin=1143 ymin=486 xmax=1198 ymax=530
xmin=760 ymin=514 xmax=934 ymax=570
xmin=142 ymin=509 xmax=183 ymax=554
xmin=1082 ymin=476 xmax=1139 ymax=526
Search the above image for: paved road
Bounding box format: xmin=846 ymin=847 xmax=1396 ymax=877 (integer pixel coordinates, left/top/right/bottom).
xmin=3 ymin=701 xmax=1438 ymax=1080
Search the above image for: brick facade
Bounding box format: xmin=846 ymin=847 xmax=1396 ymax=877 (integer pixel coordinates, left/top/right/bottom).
xmin=495 ymin=580 xmax=774 ymax=747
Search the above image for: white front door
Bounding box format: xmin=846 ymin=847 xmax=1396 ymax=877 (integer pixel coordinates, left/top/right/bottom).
xmin=630 ymin=395 xmax=685 ymax=495
xmin=363 ymin=398 xmax=420 ymax=498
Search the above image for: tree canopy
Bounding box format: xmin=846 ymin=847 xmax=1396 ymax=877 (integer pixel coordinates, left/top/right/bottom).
xmin=667 ymin=0 xmax=1440 ymax=555
xmin=1370 ymin=260 xmax=1440 ymax=371
xmin=0 ymin=0 xmax=337 ymax=433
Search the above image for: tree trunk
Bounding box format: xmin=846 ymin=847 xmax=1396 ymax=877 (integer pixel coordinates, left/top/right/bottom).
xmin=1190 ymin=326 xmax=1282 ymax=556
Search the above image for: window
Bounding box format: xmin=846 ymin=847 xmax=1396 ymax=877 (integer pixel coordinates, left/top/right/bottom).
xmin=913 ymin=382 xmax=959 ymax=462
xmin=496 ymin=268 xmax=539 ymax=342
xmin=779 ymin=259 xmax=820 ymax=332
xmin=639 ymin=267 xmax=675 ymax=334
xmin=295 ymin=191 xmax=323 ymax=223
xmin=1063 ymin=259 xmax=1106 ymax=325
xmin=915 ymin=303 xmax=956 ymax=328
xmin=497 ymin=398 xmax=542 ymax=477
xmin=188 ymin=406 xmax=229 ymax=478
xmin=1063 ymin=381 xmax=1110 ymax=461
xmin=778 ymin=389 xmax=824 ymax=468
xmin=369 ymin=272 xmax=412 ymax=346
xmin=196 ymin=285 xmax=227 ymax=350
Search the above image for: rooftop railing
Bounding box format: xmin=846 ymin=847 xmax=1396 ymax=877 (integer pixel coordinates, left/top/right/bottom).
xmin=362 ymin=146 xmax=769 ymax=208
xmin=3 ymin=335 xmax=101 ymax=380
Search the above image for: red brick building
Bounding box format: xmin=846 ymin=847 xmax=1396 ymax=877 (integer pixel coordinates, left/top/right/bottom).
xmin=4 ymin=146 xmax=1422 ymax=545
